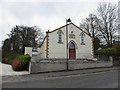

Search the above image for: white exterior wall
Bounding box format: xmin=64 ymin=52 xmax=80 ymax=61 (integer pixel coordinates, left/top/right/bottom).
xmin=39 ymin=38 xmax=47 ymax=58
xmin=68 ymin=24 xmax=93 ymax=59
xmin=48 ymin=27 xmax=66 ymax=59
xmin=25 ymin=47 xmax=40 ymax=57
xmin=48 ymin=23 xmax=93 ymax=59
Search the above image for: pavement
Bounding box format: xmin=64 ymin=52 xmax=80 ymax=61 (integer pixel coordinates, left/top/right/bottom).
xmin=0 ymin=62 xmax=29 ymax=76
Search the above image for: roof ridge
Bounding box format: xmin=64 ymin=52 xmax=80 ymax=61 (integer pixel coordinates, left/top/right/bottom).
xmin=48 ymin=22 xmax=92 ymax=38
xmin=49 ymin=23 xmax=72 ymax=33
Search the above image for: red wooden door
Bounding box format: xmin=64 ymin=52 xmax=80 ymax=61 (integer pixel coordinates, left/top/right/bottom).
xmin=69 ymin=48 xmax=76 ymax=59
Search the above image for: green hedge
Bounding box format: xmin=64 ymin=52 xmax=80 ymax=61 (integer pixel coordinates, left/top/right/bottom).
xmin=2 ymin=51 xmax=31 ymax=71
xmin=95 ymin=43 xmax=120 ymax=56
xmin=112 ymin=44 xmax=120 ymax=55
xmin=95 ymin=48 xmax=117 ymax=56
xmin=16 ymin=54 xmax=31 ymax=70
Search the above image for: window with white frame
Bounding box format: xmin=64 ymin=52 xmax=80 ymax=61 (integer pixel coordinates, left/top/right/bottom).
xmin=80 ymin=32 xmax=85 ymax=45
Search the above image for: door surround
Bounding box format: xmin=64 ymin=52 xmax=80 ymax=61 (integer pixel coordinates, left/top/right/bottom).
xmin=68 ymin=40 xmax=77 ymax=60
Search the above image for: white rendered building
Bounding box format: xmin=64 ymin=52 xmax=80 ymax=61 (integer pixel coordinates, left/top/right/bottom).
xmin=39 ymin=23 xmax=94 ymax=59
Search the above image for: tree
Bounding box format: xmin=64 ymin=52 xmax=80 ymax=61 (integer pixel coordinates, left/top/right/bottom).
xmin=3 ymin=25 xmax=44 ymax=55
xmin=31 ymin=26 xmax=44 ymax=46
xmin=80 ymin=3 xmax=117 ymax=49
xmin=80 ymin=14 xmax=101 ymax=51
xmin=80 ymin=14 xmax=99 ymax=38
xmin=94 ymin=37 xmax=100 ymax=51
xmin=2 ymin=39 xmax=11 ymax=58
xmin=96 ymin=3 xmax=117 ymax=47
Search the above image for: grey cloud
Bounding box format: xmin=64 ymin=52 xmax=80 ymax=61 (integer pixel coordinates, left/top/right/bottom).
xmin=2 ymin=2 xmax=57 ymax=19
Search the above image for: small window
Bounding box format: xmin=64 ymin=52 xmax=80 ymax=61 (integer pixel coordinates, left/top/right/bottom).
xmin=57 ymin=30 xmax=63 ymax=43
xmin=80 ymin=32 xmax=85 ymax=45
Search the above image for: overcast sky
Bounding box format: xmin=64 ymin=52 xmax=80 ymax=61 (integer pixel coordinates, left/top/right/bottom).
xmin=0 ymin=0 xmax=119 ymax=47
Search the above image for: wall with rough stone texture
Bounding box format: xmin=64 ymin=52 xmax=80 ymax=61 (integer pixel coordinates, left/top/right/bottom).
xmin=29 ymin=58 xmax=113 ymax=74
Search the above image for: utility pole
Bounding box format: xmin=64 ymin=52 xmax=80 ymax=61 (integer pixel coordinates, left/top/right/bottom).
xmin=66 ymin=18 xmax=71 ymax=70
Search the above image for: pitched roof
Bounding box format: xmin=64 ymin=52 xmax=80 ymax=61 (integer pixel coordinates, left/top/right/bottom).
xmin=49 ymin=23 xmax=92 ymax=38
xmin=40 ymin=23 xmax=92 ymax=47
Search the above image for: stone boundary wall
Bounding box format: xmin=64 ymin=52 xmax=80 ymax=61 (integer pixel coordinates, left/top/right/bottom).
xmin=29 ymin=58 xmax=113 ymax=74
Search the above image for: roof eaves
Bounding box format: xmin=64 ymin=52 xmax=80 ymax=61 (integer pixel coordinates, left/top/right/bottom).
xmin=40 ymin=35 xmax=47 ymax=48
xmin=49 ymin=23 xmax=72 ymax=33
xmin=71 ymin=23 xmax=92 ymax=38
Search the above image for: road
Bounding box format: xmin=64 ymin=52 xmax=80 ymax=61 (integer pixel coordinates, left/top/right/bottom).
xmin=2 ymin=70 xmax=118 ymax=88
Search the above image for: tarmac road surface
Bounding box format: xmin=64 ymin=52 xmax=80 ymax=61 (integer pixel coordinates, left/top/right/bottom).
xmin=2 ymin=70 xmax=118 ymax=88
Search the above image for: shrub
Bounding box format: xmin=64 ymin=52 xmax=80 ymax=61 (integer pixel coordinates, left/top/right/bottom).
xmin=95 ymin=47 xmax=117 ymax=56
xmin=112 ymin=44 xmax=120 ymax=56
xmin=12 ymin=59 xmax=23 ymax=71
xmin=2 ymin=58 xmax=8 ymax=64
xmin=6 ymin=51 xmax=18 ymax=65
xmin=16 ymin=54 xmax=31 ymax=70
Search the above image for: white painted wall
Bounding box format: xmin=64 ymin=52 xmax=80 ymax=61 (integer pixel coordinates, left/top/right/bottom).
xmin=68 ymin=24 xmax=93 ymax=59
xmin=48 ymin=23 xmax=93 ymax=59
xmin=48 ymin=27 xmax=66 ymax=59
xmin=39 ymin=38 xmax=47 ymax=58
xmin=25 ymin=47 xmax=40 ymax=57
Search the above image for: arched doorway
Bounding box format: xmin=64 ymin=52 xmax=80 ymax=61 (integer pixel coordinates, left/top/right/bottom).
xmin=69 ymin=41 xmax=76 ymax=60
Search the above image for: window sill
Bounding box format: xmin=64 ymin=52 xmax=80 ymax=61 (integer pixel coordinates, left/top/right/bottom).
xmin=58 ymin=42 xmax=63 ymax=44
xmin=81 ymin=43 xmax=85 ymax=45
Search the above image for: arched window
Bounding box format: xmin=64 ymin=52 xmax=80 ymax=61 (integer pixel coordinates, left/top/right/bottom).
xmin=80 ymin=32 xmax=85 ymax=45
xmin=57 ymin=30 xmax=63 ymax=43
